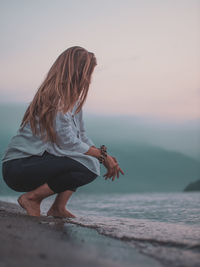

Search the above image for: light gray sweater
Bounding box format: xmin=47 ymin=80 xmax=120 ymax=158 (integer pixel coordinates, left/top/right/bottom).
xmin=1 ymin=102 xmax=100 ymax=176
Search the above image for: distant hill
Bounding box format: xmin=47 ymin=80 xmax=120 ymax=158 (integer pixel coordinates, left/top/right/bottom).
xmin=85 ymin=113 xmax=200 ymax=161
xmin=184 ymin=179 xmax=200 ymax=192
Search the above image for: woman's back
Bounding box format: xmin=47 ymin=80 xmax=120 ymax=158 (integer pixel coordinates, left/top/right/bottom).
xmin=1 ymin=101 xmax=100 ymax=176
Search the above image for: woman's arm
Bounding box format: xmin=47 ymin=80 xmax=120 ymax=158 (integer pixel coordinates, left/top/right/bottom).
xmin=78 ymin=109 xmax=95 ymax=147
xmin=84 ymin=145 xmax=101 ymax=158
xmin=56 ymin=110 xmax=102 ymax=158
xmin=55 ymin=111 xmax=91 ymax=154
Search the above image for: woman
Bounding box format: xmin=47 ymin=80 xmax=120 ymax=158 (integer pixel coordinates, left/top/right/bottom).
xmin=1 ymin=46 xmax=124 ymax=218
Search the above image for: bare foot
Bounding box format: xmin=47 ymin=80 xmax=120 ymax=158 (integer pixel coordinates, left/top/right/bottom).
xmin=18 ymin=194 xmax=41 ymax=217
xmin=47 ymin=207 xmax=76 ymax=218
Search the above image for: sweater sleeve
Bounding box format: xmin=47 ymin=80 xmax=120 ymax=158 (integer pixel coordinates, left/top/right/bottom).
xmin=54 ymin=111 xmax=91 ymax=154
xmin=79 ymin=109 xmax=96 ymax=147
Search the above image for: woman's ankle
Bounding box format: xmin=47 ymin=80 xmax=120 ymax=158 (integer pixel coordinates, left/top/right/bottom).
xmin=22 ymin=192 xmax=42 ymax=203
xmin=49 ymin=203 xmax=66 ymax=212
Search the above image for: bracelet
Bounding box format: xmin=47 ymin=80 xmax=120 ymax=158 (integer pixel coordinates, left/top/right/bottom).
xmin=98 ymin=145 xmax=107 ymax=164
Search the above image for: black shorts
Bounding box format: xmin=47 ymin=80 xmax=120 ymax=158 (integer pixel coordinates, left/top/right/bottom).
xmin=2 ymin=151 xmax=98 ymax=193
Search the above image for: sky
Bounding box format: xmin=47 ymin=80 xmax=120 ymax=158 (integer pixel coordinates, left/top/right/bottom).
xmin=0 ymin=0 xmax=199 ymax=121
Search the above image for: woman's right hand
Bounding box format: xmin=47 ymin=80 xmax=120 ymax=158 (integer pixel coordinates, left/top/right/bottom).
xmin=103 ymin=154 xmax=124 ymax=181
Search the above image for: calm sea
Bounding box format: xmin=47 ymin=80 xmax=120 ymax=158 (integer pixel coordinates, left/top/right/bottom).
xmin=1 ymin=192 xmax=200 ymax=267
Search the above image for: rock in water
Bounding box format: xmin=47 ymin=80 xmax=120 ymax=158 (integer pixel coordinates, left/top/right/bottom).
xmin=184 ymin=179 xmax=200 ymax=192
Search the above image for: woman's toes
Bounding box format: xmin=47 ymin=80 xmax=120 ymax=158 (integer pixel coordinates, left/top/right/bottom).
xmin=64 ymin=209 xmax=76 ymax=218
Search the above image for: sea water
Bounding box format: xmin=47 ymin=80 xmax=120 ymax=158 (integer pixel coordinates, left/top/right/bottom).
xmin=1 ymin=192 xmax=199 ymax=267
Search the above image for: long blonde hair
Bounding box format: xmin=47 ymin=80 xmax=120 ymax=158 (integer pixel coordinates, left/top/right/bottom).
xmin=20 ymin=46 xmax=97 ymax=144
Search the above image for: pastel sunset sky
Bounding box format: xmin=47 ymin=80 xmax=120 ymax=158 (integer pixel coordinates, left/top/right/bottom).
xmin=0 ymin=0 xmax=199 ymax=121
